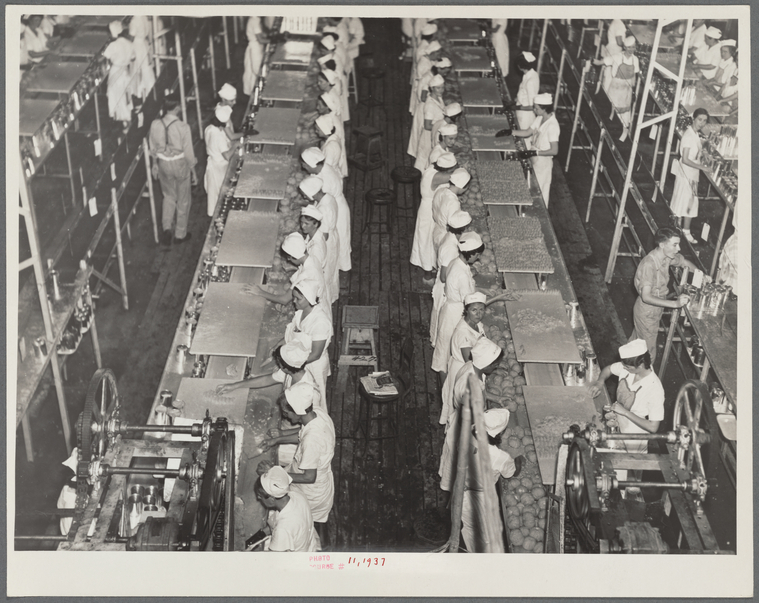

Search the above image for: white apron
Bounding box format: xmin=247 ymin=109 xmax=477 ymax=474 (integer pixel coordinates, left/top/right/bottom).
xmin=410 ymin=168 xmax=442 ymax=271
xmin=440 ymin=320 xmax=485 ymax=426
xmin=432 ymin=258 xmax=475 ymax=372
xmin=429 ymin=233 xmax=460 ymax=346
xmin=203 ymin=125 xmax=231 ymax=216
xmin=285 ymin=308 xmax=333 ymax=408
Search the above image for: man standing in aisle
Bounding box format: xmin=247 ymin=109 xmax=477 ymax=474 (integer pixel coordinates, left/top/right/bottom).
xmin=148 ymin=95 xmax=197 ymax=246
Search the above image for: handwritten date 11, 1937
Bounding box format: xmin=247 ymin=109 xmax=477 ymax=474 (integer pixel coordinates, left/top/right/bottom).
xmin=347 ymin=556 xmax=386 ymax=567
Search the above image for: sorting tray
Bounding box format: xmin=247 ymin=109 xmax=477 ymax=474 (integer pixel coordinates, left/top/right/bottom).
xmin=465 ymin=114 xmax=516 ymax=150
xmin=234 ymin=153 xmax=291 ymax=199
xmin=505 ymin=290 xmax=582 ymax=364
xmin=445 ymin=19 xmax=483 ymax=42
xmin=475 ymin=160 xmax=532 ymax=205
xmin=270 ymin=40 xmax=314 ymax=66
xmin=450 ymin=47 xmax=492 ymax=72
xmin=216 ymin=210 xmax=279 ymax=268
xmin=25 ymin=61 xmax=89 ymax=94
xmin=56 ymin=30 xmax=110 ymax=58
xmin=190 ymin=282 xmax=267 ymax=357
xmin=459 ymin=78 xmax=502 ymax=108
xmin=246 ymin=107 xmax=301 ymax=146
xmin=261 ymin=70 xmax=308 ymax=101
xmin=20 ymin=98 xmax=62 ymax=137
xmin=487 ymin=216 xmax=554 ymax=274
xmin=174 ymin=377 xmax=249 ymax=424
xmin=523 ymin=385 xmax=599 ymax=484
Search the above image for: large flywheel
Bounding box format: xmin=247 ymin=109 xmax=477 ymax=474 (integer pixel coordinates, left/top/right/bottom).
xmin=672 ymin=380 xmax=714 ymax=482
xmin=565 ymin=440 xmax=590 ymax=521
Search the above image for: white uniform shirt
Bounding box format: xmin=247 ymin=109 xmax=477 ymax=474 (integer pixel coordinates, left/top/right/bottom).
xmin=267 ymin=490 xmax=321 ymax=552
xmin=530 ymin=113 xmax=560 ymax=152
xmin=609 ymin=362 xmax=665 ymax=437
xmin=517 ymin=69 xmax=540 ymax=107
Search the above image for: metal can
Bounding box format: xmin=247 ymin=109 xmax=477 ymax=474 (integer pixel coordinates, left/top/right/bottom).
xmin=585 ymin=352 xmax=597 ymax=381
xmin=33 ymin=336 xmax=47 ymax=358
xmin=575 ymin=363 xmax=586 ymax=386
xmin=692 ymin=345 xmax=706 ymax=367
xmin=160 ymin=390 xmax=173 ymax=408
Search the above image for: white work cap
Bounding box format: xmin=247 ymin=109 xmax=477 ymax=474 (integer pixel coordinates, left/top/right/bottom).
xmin=464 ymin=291 xmax=487 ymax=305
xmin=705 ymin=26 xmax=722 ymax=39
xmin=321 ymin=35 xmax=336 ymax=50
xmin=445 ymin=102 xmax=463 ymax=117
xmin=448 ymin=209 xmax=472 ymax=229
xmin=321 ymin=68 xmax=338 ymax=86
xmin=426 ymin=40 xmax=442 ymax=54
xmin=260 ymin=465 xmax=292 ymax=498
xmin=435 ymin=152 xmax=457 ymax=169
xmin=534 ymin=93 xmax=553 ymax=105
xmin=299 ymin=175 xmax=323 ymax=199
xmin=429 ymin=74 xmax=445 ymax=88
xmin=301 ymin=147 xmax=325 ymax=168
xmin=721 ymin=39 xmax=736 ymax=47
xmin=214 ymin=104 xmax=233 ymax=123
xmin=315 ymin=114 xmax=335 ymax=136
xmin=218 ymin=83 xmax=237 ymax=100
xmin=421 ymin=23 xmax=438 ymax=36
xmin=284 ymin=381 xmax=316 ymax=414
xmin=449 ymin=167 xmax=471 ymax=189
xmin=458 ymin=231 xmax=483 ymax=252
xmin=434 ymin=57 xmax=452 ymax=68
xmin=439 ymin=123 xmax=458 ymax=136
xmin=317 ymin=53 xmax=334 ymax=66
xmin=471 ymin=338 xmax=502 ymax=369
xmin=282 ymin=232 xmax=307 ymax=260
xmin=522 ymin=51 xmax=536 ymax=62
xmin=294 ymin=278 xmax=321 ymax=305
xmin=485 ymin=408 xmax=511 ymax=437
xmin=623 ymin=36 xmax=636 ymax=47
xmin=279 ymin=334 xmax=312 ymax=369
xmin=619 ymin=338 xmax=647 ymax=359
xmin=109 ymin=20 xmax=123 ymax=37
xmin=300 ymin=204 xmax=324 ymax=222
xmin=320 ymin=92 xmax=340 ymax=114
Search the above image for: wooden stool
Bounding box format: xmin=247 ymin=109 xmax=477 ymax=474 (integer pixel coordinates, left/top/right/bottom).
xmin=356 ymin=381 xmax=398 ymax=441
xmin=391 ymin=166 xmax=422 ymax=213
xmin=363 ymin=188 xmax=395 ymax=235
xmin=349 ymin=126 xmax=384 ymax=171
xmin=338 ymin=305 xmax=379 ymax=373
xmin=357 ymin=67 xmax=386 ymax=122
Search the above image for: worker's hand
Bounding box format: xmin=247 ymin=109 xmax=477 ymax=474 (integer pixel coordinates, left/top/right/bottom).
xmin=256 ymin=459 xmax=274 ymax=475
xmin=588 ymin=380 xmax=603 ymax=398
xmin=259 ymin=437 xmax=277 ymax=452
xmin=518 ymin=149 xmax=537 ymax=160
xmin=243 ymin=284 xmax=264 ymax=297
xmin=190 ymin=169 xmax=198 ymax=186
xmin=676 ymin=293 xmax=691 ymax=308
xmin=611 ymin=402 xmax=628 ymax=418
xmin=215 ymin=382 xmax=236 ymax=395
xmin=151 ymin=164 xmax=159 ymax=180
xmin=267 ymin=427 xmax=282 ymax=439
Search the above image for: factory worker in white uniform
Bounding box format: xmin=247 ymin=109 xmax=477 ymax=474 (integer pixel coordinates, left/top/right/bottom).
xmin=315 ymin=106 xmax=348 ymax=178
xmin=216 ymin=83 xmax=244 ymax=141
xmin=316 ymin=66 xmax=346 ymax=138
xmin=414 ymin=73 xmax=447 ymax=172
xmin=430 ymin=210 xmax=473 ymax=366
xmin=298 ymin=179 xmax=340 ymax=305
xmin=408 ymin=40 xmax=443 ymax=154
xmin=429 ymin=102 xmax=463 ymax=154
xmin=461 ymin=408 xmax=521 ymax=552
xmin=301 ymin=147 xmax=351 ymax=272
xmin=410 ymin=41 xmax=444 ymax=115
xmin=600 ymin=19 xmax=627 ymax=90
xmin=261 ymin=382 xmax=336 ymax=544
xmin=431 ymin=167 xmax=470 ymax=258
xmin=491 ymin=19 xmax=509 ymax=77
xmin=103 ymin=20 xmax=136 ymax=127
xmin=429 ymin=122 xmax=458 ymax=165
xmin=243 ymin=17 xmax=268 ymax=96
xmin=203 ymin=104 xmax=238 ymax=216
xmin=411 ymin=152 xmax=458 ymax=283
xmin=248 ymin=232 xmax=332 ymax=322
xmin=706 ymin=40 xmax=737 ymax=91
xmin=593 ymin=36 xmax=640 ymax=142
xmin=23 ymin=15 xmax=53 ymax=63
xmin=691 ymin=26 xmax=723 ymax=79
xmin=251 ymin=465 xmax=321 ymax=552
xmin=128 ymin=15 xmax=155 ymax=99
xmin=511 ymin=93 xmax=560 ymax=207
xmin=511 ymin=51 xmax=540 ymax=131
xmin=216 ymin=334 xmax=322 ymax=408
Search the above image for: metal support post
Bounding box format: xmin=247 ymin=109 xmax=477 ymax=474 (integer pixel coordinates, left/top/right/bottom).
xmin=110 ymin=188 xmax=130 ymax=310
xmin=233 ymin=16 xmax=239 ymax=45
xmin=50 ymin=351 xmax=73 ymax=454
xmin=87 ymin=288 xmax=103 ymax=369
xmin=209 ymin=31 xmax=217 ymax=95
xmin=536 ymin=20 xmax=549 ymax=75
xmin=93 ymin=85 xmax=103 ymax=160
xmin=554 ymin=48 xmax=567 ymax=113
xmin=190 ymin=48 xmax=204 ymax=137
xmin=586 ymin=129 xmax=606 ymax=223
xmin=175 ymin=31 xmax=188 ymax=124
xmin=222 ymin=17 xmax=231 ymax=69
xmin=63 ymin=131 xmax=77 ymax=209
xmin=709 ymin=202 xmax=732 ymax=278
xmin=566 ymin=60 xmax=590 ymax=171
xmin=142 ymin=138 xmax=159 ymax=243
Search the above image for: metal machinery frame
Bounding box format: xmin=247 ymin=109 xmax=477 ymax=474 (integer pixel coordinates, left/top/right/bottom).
xmin=557 ymin=380 xmax=722 ymax=553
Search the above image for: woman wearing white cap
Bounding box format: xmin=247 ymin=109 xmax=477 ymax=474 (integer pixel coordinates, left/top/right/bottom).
xmin=23 ymin=15 xmax=53 ymax=63
xmin=439 ymin=290 xmax=485 ymax=426
xmin=411 ymin=152 xmax=458 ymax=283
xmin=628 ymin=227 xmax=697 ymax=361
xmin=691 ymin=26 xmax=723 ymax=79
xmin=215 ymin=334 xmax=321 ymax=409
xmin=439 ymin=339 xmax=521 ymax=505
xmin=408 ymin=41 xmax=443 ymax=150
xmin=321 ymin=31 xmax=350 ymax=120
xmin=243 ymin=17 xmax=268 ymax=96
xmin=301 ymin=147 xmax=351 ymax=272
xmin=670 ymin=109 xmax=711 ymax=243
xmin=511 ymin=93 xmax=560 ymax=206
xmin=432 ymin=232 xmax=502 ymax=376
xmin=315 ymin=112 xmax=348 ymax=179
xmin=216 ymin=83 xmax=244 ymax=141
xmin=589 ymin=339 xmax=664 ymax=492
xmin=248 ymin=232 xmax=332 ymax=323
xmin=317 ymin=65 xmax=346 ymax=132
xmin=718 ymin=67 xmax=738 ymax=115
xmin=491 ymin=19 xmax=509 ymax=78
xmin=461 ymin=408 xmax=521 ymax=552
xmin=410 ymin=49 xmax=446 ymax=116
xmin=429 ymin=122 xmax=458 ymax=165
xmin=430 ymin=102 xmax=463 ymax=156
xmin=685 ymin=20 xmax=708 ymax=54
xmin=706 ymin=41 xmax=737 ymax=91
xmin=602 ymin=19 xmax=627 ymax=59
xmin=260 ymin=382 xmax=336 ymax=541
xmin=128 ymin=15 xmax=156 ymax=100
xmin=299 ymin=175 xmax=340 ymax=303
xmin=431 ymin=167 xmax=469 ymax=257
xmin=103 ymin=20 xmax=136 ymax=128
xmin=593 ymin=36 xmax=639 ymax=142
xmin=300 ymin=203 xmax=339 ymax=306
xmin=511 ymin=52 xmax=540 ymax=131
xmin=414 ymin=74 xmax=447 ymax=172
xmin=203 ymin=104 xmax=239 ymax=217
xmin=251 ymin=465 xmax=321 ymax=552
xmin=430 ymin=210 xmax=472 ymax=352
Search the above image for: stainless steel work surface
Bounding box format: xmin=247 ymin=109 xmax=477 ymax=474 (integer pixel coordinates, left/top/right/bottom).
xmin=523 ymin=385 xmax=599 ymax=484
xmin=20 ymin=98 xmax=61 ymax=137
xmin=25 ymin=62 xmax=89 ymax=94
xmin=465 ymin=114 xmax=517 ymax=150
xmin=505 ymin=290 xmax=582 ymax=364
xmin=488 ymin=217 xmax=554 ymax=274
xmin=262 ymin=70 xmax=308 ymax=101
xmin=247 ymin=108 xmax=301 ymax=145
xmin=271 ymin=40 xmax=314 ymax=65
xmin=476 ymin=160 xmax=532 ymax=205
xmin=234 ymin=155 xmax=291 ymax=199
xmin=450 ymin=47 xmax=492 ymax=72
xmin=174 ymin=377 xmax=249 ymax=424
xmin=445 ymin=19 xmax=482 ymax=41
xmin=190 ymin=282 xmax=267 ymax=357
xmin=216 ymin=211 xmax=279 ymax=268
xmin=56 ymin=30 xmax=110 ymax=58
xmin=459 ymin=78 xmax=502 ymax=108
